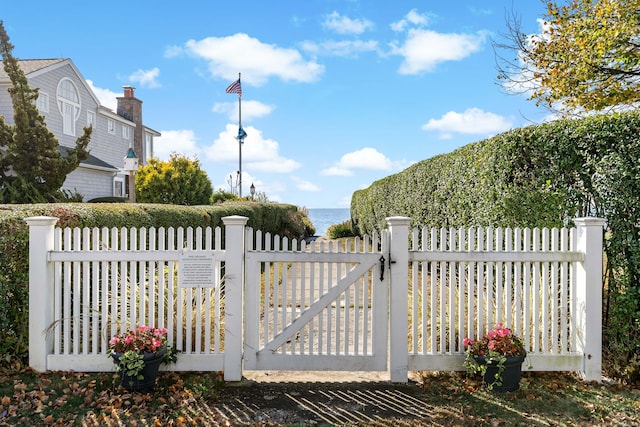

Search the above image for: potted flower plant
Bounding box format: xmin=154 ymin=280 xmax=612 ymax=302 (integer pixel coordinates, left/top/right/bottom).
xmin=108 ymin=325 xmax=177 ymax=391
xmin=463 ymin=323 xmax=526 ymax=391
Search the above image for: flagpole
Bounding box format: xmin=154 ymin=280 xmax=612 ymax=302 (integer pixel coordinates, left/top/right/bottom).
xmin=237 ymin=72 xmax=242 ymax=198
xmin=226 ymin=73 xmax=244 ymax=198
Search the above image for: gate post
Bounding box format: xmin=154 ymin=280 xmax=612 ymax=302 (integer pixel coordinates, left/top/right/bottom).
xmin=222 ymin=215 xmax=249 ymax=381
xmin=574 ymin=217 xmax=606 ymax=382
xmin=25 ymin=216 xmax=59 ymax=372
xmin=387 ymin=216 xmax=412 ymax=383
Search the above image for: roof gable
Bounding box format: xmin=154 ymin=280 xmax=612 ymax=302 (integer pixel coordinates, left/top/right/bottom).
xmin=0 ymin=59 xmax=66 ymax=80
xmin=0 ymin=58 xmax=101 ymax=106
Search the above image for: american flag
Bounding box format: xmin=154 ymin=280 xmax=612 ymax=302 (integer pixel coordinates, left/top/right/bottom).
xmin=225 ymin=79 xmax=242 ymax=96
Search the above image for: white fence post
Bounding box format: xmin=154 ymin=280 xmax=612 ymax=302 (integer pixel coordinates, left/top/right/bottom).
xmin=25 ymin=216 xmax=59 ymax=372
xmin=574 ymin=217 xmax=606 ymax=382
xmin=222 ymin=215 xmax=249 ymax=381
xmin=387 ymin=216 xmax=412 ymax=383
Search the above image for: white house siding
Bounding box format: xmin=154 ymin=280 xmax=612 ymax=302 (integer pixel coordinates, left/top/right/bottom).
xmin=63 ymin=166 xmax=115 ymax=201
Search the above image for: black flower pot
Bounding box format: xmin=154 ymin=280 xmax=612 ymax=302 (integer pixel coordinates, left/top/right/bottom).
xmin=476 ymin=353 xmax=526 ymax=392
xmin=112 ymin=345 xmax=166 ymax=391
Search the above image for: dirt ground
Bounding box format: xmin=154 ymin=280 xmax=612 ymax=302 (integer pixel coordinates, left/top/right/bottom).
xmin=214 ymin=371 xmax=431 ymax=426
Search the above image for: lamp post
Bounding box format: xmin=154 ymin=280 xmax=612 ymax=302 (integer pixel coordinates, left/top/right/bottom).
xmin=124 ymin=147 xmax=139 ymax=203
xmin=250 ymin=182 xmax=255 ymax=200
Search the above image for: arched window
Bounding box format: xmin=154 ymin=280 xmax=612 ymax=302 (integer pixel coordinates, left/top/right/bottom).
xmin=57 ymin=78 xmax=81 ymax=136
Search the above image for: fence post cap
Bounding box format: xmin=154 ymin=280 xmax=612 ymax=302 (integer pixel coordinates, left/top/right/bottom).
xmin=573 ymin=217 xmax=607 ymax=226
xmin=24 ymin=216 xmax=59 ymax=226
xmin=385 ymin=216 xmax=412 ymax=226
xmin=222 ymin=215 xmax=249 ymax=226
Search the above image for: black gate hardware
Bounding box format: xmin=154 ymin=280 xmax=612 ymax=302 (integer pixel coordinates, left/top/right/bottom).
xmin=379 ymin=255 xmax=385 ymax=281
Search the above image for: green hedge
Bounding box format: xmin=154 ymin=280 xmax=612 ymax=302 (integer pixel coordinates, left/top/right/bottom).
xmin=352 ymin=111 xmax=640 ymax=382
xmin=0 ymin=202 xmax=314 ymax=368
xmin=351 ymin=123 xmax=582 ymax=233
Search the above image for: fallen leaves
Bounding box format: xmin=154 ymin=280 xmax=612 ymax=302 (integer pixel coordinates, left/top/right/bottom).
xmin=0 ymin=369 xmax=228 ymax=426
xmin=1 ymin=369 xmax=639 ymax=426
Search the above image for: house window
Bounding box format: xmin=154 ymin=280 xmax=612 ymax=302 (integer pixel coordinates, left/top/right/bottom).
xmin=114 ymin=177 xmax=125 ymax=197
xmin=145 ymin=133 xmax=153 ymax=161
xmin=36 ymin=92 xmax=49 ymax=112
xmin=107 ymin=119 xmax=115 ymax=134
xmin=56 ymin=78 xmax=81 ymax=136
xmin=122 ymin=126 xmax=130 ymax=140
xmin=87 ymin=111 xmax=95 ymax=128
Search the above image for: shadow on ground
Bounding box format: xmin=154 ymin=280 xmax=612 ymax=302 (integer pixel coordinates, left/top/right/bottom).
xmin=214 ymin=379 xmax=453 ymax=426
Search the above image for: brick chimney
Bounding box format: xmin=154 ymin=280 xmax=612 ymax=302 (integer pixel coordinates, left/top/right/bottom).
xmin=116 ymin=86 xmax=144 ymax=164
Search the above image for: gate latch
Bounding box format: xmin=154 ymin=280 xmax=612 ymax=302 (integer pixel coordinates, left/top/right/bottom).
xmin=379 ymin=255 xmax=385 ymax=281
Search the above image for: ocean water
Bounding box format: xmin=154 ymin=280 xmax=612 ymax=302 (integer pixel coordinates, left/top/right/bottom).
xmin=307 ymin=208 xmax=350 ymax=236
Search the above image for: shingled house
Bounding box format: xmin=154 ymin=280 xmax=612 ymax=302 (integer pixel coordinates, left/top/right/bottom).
xmin=0 ymin=58 xmax=160 ymax=200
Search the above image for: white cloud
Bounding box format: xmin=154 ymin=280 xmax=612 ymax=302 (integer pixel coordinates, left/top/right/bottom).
xmin=322 ymin=11 xmax=374 ymax=35
xmin=212 ymin=100 xmax=275 ymax=121
xmin=86 ymin=80 xmax=119 ymax=111
xmin=205 ymin=124 xmax=301 ymax=173
xmin=292 ymin=176 xmax=321 ymax=192
xmin=128 ymin=67 xmax=161 ymax=88
xmin=501 ymin=19 xmax=551 ymax=96
xmin=391 ymin=9 xmax=430 ymax=32
xmin=163 ymin=45 xmax=182 ymax=58
xmin=300 ymin=39 xmax=379 ymax=57
xmin=153 ymin=129 xmax=200 ymax=160
xmin=422 ymin=108 xmax=514 ymax=139
xmin=174 ymin=33 xmax=324 ymax=86
xmin=469 ymin=7 xmax=493 ymax=16
xmin=321 ymin=147 xmax=395 ymax=176
xmin=392 ymin=29 xmax=487 ymax=74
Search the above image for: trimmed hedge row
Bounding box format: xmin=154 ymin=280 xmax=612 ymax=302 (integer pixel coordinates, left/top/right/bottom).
xmin=351 ymin=111 xmax=640 ymax=381
xmin=351 ymin=123 xmax=582 ymax=234
xmin=0 ymin=202 xmax=314 ymax=368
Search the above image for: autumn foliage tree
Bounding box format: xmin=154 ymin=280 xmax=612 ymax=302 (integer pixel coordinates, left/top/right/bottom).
xmin=495 ymin=0 xmax=640 ymax=114
xmin=0 ymin=20 xmax=91 ymax=202
xmin=135 ymin=154 xmax=213 ymax=205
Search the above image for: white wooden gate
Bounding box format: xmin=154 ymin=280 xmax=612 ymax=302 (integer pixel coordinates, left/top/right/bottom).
xmin=243 ymin=230 xmax=389 ymax=371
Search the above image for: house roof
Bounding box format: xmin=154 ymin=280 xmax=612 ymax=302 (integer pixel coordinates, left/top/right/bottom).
xmin=82 ymin=153 xmax=118 ymax=171
xmin=0 ymin=58 xmax=67 ymax=82
xmin=58 ymin=146 xmax=119 ymax=172
xmin=0 ymin=58 xmax=102 ymax=107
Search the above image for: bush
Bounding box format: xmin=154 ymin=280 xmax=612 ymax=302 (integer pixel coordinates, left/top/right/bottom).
xmin=0 ymin=212 xmax=29 ymax=369
xmin=327 ymin=220 xmax=355 ymax=239
xmin=211 ymin=190 xmax=238 ymax=204
xmin=87 ymin=196 xmax=127 ymax=203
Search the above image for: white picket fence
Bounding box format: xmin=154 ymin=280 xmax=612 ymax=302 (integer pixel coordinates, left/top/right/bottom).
xmin=403 ymin=221 xmax=603 ymax=381
xmin=26 ymin=215 xmax=605 ymax=382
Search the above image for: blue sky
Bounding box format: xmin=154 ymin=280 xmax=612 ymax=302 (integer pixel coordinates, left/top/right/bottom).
xmin=2 ymin=1 xmax=550 ymax=208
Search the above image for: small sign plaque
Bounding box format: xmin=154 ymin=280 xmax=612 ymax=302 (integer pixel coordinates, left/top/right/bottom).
xmin=178 ymin=251 xmax=216 ymax=288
